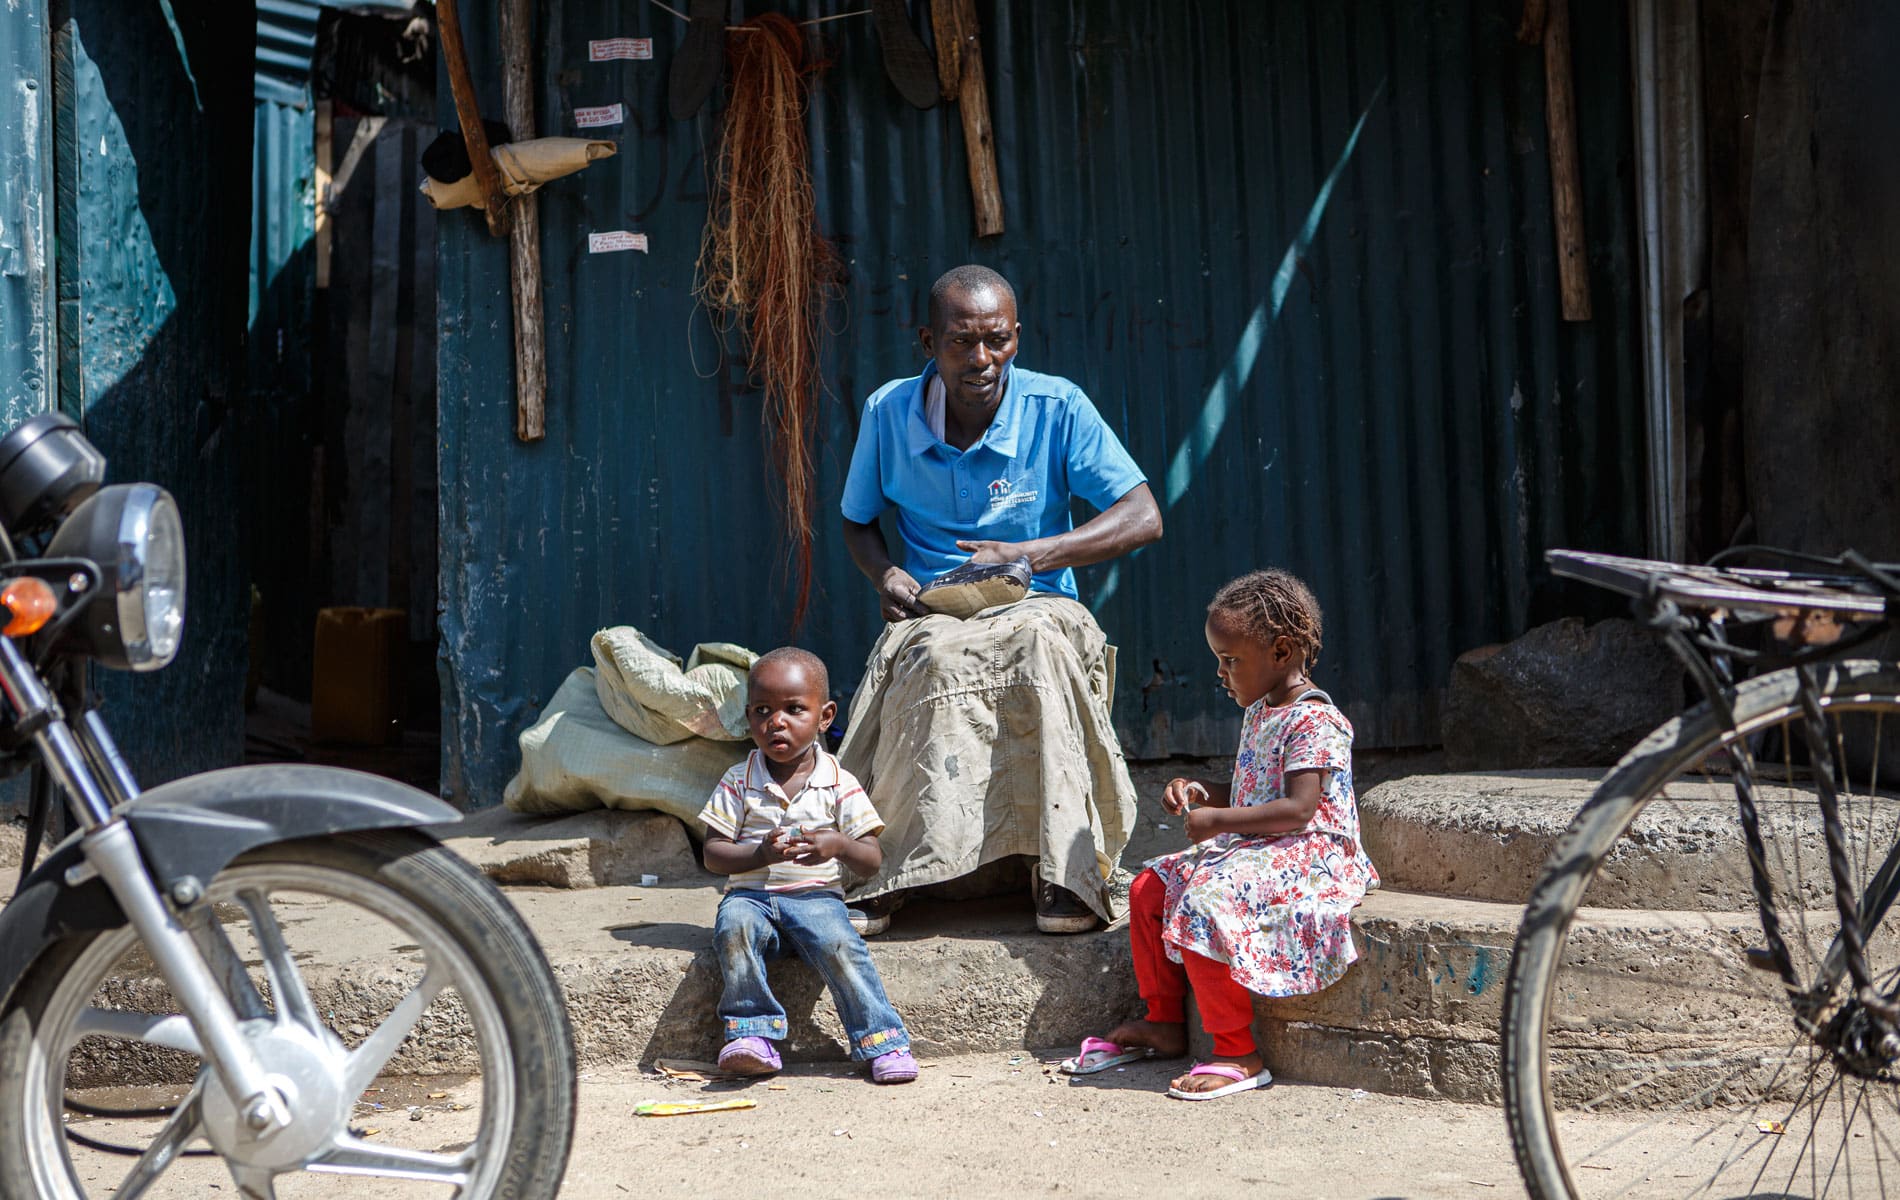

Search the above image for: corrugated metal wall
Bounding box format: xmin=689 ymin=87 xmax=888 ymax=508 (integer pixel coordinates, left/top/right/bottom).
xmin=438 ymin=0 xmax=1644 ymax=805
xmin=0 ymin=0 xmax=54 ymax=430
xmin=51 ymin=0 xmax=251 ymax=785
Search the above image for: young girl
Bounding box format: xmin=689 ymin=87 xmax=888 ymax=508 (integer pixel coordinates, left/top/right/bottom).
xmin=1062 ymin=569 xmax=1379 ymax=1099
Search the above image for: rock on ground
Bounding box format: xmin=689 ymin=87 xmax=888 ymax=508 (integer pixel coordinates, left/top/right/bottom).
xmin=1442 ymin=617 xmax=1682 ymax=770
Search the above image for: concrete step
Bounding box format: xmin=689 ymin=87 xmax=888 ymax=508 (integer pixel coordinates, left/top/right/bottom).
xmin=1360 ymin=769 xmax=1900 ymax=911
xmin=27 ymin=847 xmax=1814 ymax=1108
xmin=10 ymin=780 xmax=1841 ymax=1107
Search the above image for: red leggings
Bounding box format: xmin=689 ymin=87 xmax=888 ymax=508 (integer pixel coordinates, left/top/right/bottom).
xmin=1128 ymin=869 xmax=1258 ymax=1058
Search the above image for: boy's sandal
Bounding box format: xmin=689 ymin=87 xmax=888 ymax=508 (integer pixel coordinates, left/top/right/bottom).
xmin=1059 ymin=1036 xmax=1157 ymax=1076
xmin=1165 ymin=1062 xmax=1272 ymax=1101
xmin=717 ymin=1036 xmax=782 ymax=1076
xmin=870 ymin=1048 xmax=919 ymax=1084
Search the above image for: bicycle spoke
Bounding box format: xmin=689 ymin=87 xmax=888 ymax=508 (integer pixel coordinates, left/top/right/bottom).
xmin=308 ymin=1134 xmax=473 ymax=1185
xmin=71 ymin=1008 xmax=202 ymax=1056
xmin=342 ymin=960 xmax=448 ymax=1098
xmin=111 ymin=1088 xmax=204 ymax=1200
xmin=235 ymin=888 xmax=323 ymax=1036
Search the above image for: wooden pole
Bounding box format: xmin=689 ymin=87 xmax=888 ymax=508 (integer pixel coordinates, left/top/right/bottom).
xmin=1543 ymin=0 xmax=1591 ymax=320
xmin=931 ymin=0 xmax=1003 ymax=238
xmin=436 ymin=0 xmax=509 ymax=239
xmin=1516 ymin=0 xmax=1548 ymax=45
xmin=928 ymin=0 xmax=962 ymax=100
xmin=500 ymin=0 xmax=545 ymax=441
xmin=314 ymin=99 xmax=334 ymax=289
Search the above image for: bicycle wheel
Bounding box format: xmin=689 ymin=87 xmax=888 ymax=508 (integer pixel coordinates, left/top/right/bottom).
xmin=1505 ymin=659 xmax=1900 ymax=1200
xmin=0 ymin=830 xmax=576 ymax=1199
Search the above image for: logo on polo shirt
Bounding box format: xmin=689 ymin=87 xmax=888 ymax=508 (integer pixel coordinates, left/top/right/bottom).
xmin=987 ymin=476 xmax=1039 ymax=510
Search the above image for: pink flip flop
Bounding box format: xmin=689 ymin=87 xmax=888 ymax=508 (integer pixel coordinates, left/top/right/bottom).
xmin=717 ymin=1036 xmax=782 ymax=1076
xmin=1166 ymin=1061 xmax=1271 ymax=1101
xmin=1059 ymin=1036 xmax=1157 ymax=1075
xmin=870 ymin=1048 xmax=919 ymax=1084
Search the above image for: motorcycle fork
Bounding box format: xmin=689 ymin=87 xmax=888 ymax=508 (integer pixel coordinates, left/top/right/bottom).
xmin=0 ymin=637 xmax=291 ymax=1137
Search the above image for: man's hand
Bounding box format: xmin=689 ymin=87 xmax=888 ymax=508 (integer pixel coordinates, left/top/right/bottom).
xmin=955 ymin=539 xmax=1034 ymax=567
xmin=876 ymin=566 xmax=927 ymax=623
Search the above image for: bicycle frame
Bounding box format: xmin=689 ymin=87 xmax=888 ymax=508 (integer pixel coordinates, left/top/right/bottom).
xmin=1623 ymin=559 xmax=1900 ymax=1025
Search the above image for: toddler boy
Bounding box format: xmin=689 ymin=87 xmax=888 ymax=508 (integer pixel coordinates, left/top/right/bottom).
xmin=699 ymin=647 xmax=918 ymax=1083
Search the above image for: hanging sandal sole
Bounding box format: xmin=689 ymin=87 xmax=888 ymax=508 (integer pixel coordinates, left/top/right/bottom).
xmin=1059 ymin=1037 xmax=1158 ymax=1075
xmin=1166 ymin=1062 xmax=1271 ymax=1101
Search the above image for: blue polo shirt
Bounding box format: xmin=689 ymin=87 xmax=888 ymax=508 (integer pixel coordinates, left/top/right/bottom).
xmin=840 ymin=362 xmax=1146 ymax=599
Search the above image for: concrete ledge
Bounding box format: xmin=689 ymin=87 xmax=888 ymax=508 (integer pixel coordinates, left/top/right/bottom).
xmin=47 ymin=878 xmax=1815 ymax=1107
xmin=434 ymin=806 xmax=701 ymax=888
xmin=1361 ymin=770 xmax=1899 ymax=911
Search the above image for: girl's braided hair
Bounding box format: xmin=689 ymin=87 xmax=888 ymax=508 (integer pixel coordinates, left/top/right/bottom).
xmin=1207 ymin=569 xmax=1324 ymax=668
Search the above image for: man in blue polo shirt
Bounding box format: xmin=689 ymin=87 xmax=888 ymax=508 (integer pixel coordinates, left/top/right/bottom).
xmin=837 ymin=265 xmax=1162 ymax=935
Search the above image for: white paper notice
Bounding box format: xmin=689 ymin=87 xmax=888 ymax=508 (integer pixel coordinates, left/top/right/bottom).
xmin=589 ymin=38 xmax=653 ymax=61
xmin=589 ymin=231 xmax=649 ymax=254
xmin=574 ymin=103 xmax=626 ymax=128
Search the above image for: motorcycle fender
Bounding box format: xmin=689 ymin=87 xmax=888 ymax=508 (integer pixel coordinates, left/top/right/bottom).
xmin=0 ymin=764 xmax=460 ymax=1012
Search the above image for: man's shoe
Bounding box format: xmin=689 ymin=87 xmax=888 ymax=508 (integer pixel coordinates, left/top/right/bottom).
xmin=848 ymin=892 xmax=904 ymax=937
xmin=1034 ymin=877 xmax=1101 ymax=934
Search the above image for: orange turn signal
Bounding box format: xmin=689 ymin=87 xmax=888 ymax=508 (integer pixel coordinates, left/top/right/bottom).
xmin=1 ymin=577 xmax=57 ymax=637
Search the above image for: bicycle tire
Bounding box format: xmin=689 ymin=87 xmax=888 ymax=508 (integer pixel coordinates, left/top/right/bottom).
xmin=1504 ymin=659 xmax=1900 ymax=1200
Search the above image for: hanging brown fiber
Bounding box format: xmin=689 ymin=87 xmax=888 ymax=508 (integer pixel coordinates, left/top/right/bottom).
xmin=695 ymin=13 xmax=841 ymax=633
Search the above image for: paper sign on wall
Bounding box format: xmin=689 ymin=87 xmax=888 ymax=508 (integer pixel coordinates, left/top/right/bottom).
xmin=589 ymin=231 xmax=649 ymax=254
xmin=574 ymin=103 xmax=626 ymax=128
xmin=589 ymin=38 xmax=653 ymax=61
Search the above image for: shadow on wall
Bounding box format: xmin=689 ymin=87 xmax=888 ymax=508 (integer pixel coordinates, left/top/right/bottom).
xmin=52 ymin=0 xmax=250 ymax=786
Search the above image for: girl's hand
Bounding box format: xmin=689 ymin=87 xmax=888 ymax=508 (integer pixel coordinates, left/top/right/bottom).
xmin=1185 ymin=807 xmax=1222 ymax=843
xmin=1162 ymin=778 xmax=1208 ymax=816
xmin=790 ymin=829 xmax=849 ymax=866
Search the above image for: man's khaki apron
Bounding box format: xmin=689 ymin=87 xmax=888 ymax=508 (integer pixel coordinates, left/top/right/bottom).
xmin=837 ymin=594 xmax=1138 ymax=922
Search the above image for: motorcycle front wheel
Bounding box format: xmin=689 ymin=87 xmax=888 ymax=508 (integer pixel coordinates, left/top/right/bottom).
xmin=0 ymin=829 xmax=575 ymax=1199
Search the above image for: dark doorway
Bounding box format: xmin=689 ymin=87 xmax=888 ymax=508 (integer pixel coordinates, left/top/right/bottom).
xmin=245 ymin=7 xmax=440 ymax=793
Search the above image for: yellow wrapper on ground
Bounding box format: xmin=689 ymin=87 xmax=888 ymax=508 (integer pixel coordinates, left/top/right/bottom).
xmin=634 ymin=1098 xmax=757 ymax=1117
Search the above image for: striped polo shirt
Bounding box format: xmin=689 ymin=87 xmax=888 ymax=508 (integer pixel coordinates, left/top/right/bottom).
xmin=697 ymin=749 xmax=884 ymax=895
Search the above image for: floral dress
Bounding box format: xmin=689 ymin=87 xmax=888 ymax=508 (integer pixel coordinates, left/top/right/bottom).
xmin=1148 ymin=689 xmax=1379 ymax=997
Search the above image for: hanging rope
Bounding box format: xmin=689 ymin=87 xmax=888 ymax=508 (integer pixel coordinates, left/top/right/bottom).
xmin=694 ymin=13 xmax=841 ymax=632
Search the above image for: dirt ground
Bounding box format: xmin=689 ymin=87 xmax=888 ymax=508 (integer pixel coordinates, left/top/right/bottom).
xmin=60 ymin=1049 xmax=1736 ymax=1199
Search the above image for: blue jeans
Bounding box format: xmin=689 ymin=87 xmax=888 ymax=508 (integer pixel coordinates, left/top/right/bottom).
xmin=712 ymin=889 xmax=911 ymax=1060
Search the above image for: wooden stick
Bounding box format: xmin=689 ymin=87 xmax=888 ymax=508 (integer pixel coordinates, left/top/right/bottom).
xmin=500 ymin=0 xmax=546 ymax=441
xmin=945 ymin=0 xmax=1003 ymax=238
xmin=1516 ymin=0 xmax=1547 ymax=46
xmin=436 ymin=0 xmax=509 ymax=239
xmin=1543 ymin=0 xmax=1591 ymax=320
xmin=928 ymin=0 xmax=962 ymax=101
xmin=314 ymin=99 xmax=334 ymax=288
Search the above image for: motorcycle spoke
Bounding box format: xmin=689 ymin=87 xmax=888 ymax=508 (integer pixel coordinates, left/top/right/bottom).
xmin=235 ymin=888 xmax=323 ymax=1036
xmin=342 ymin=960 xmax=448 ymax=1098
xmin=227 ymin=1163 xmax=279 ymax=1200
xmin=187 ymin=902 xmax=270 ymax=1021
xmin=111 ymin=1088 xmax=205 ymax=1200
xmin=71 ymin=1008 xmax=202 ymax=1056
xmin=309 ymin=1133 xmax=473 ymax=1186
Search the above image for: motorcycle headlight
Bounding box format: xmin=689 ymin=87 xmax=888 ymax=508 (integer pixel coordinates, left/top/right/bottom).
xmin=0 ymin=412 xmax=106 ymax=535
xmin=45 ymin=483 xmax=187 ymax=671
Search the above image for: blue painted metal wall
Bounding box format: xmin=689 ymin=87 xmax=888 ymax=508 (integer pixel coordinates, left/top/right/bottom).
xmin=439 ymin=0 xmax=1645 ymax=805
xmin=0 ymin=0 xmax=55 ymax=429
xmin=50 ymin=1 xmax=251 ymax=785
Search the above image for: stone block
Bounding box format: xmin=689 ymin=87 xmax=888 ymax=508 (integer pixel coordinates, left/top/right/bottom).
xmin=1443 ymin=618 xmax=1682 ymax=770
